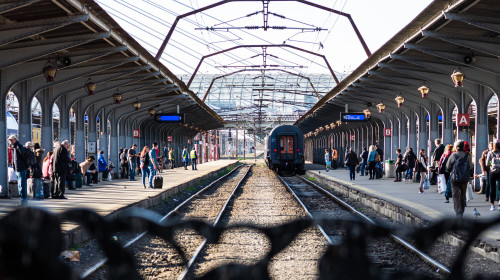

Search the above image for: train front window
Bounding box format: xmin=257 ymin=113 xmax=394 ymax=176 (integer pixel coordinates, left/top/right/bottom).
xmin=280 ymin=136 xmax=294 ymax=155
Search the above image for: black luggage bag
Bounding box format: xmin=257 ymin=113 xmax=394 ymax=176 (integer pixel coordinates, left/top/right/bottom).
xmin=153 ymin=176 xmax=163 ymax=189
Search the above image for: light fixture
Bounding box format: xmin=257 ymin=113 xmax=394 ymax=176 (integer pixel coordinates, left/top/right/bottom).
xmin=133 ymin=100 xmax=141 ymax=111
xmin=336 ymin=120 xmax=342 ymax=126
xmin=42 ymin=60 xmax=58 ymax=82
xmin=418 ymin=84 xmax=429 ymax=98
xmin=325 ymin=125 xmax=330 ymax=131
xmin=85 ymin=78 xmax=97 ymax=95
xmin=451 ymin=67 xmax=465 ymax=87
xmin=319 ymin=126 xmax=324 ymax=132
xmin=395 ymin=94 xmax=405 ymax=107
xmin=112 ymin=89 xmax=122 ymax=104
xmin=314 ymin=131 xmax=318 ymax=136
xmin=363 ymin=108 xmax=371 ymax=118
xmin=329 ymin=123 xmax=335 ymax=129
xmin=376 ymin=101 xmax=386 ymax=113
xmin=149 ymin=108 xmax=156 ymax=117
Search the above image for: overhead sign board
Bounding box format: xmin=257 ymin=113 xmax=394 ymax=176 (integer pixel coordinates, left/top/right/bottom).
xmin=350 ymin=135 xmax=355 ymax=141
xmin=384 ymin=128 xmax=392 ymax=137
xmin=456 ymin=113 xmax=470 ymax=127
xmin=155 ymin=114 xmax=185 ymax=123
xmin=133 ymin=129 xmax=140 ymax=138
xmin=341 ymin=112 xmax=369 ymax=122
xmin=167 ymin=136 xmax=172 ymax=142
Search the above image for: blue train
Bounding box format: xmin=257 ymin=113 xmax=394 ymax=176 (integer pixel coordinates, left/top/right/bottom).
xmin=265 ymin=125 xmax=305 ymax=175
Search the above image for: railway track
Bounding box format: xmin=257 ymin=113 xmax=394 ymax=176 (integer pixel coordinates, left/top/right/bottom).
xmin=81 ymin=164 xmax=251 ymax=279
xmin=277 ymin=174 xmax=450 ymax=278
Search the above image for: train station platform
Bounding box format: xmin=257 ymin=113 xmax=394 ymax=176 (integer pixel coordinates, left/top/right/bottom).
xmin=1 ymin=160 xmax=238 ymax=247
xmin=304 ymin=163 xmax=500 ymax=262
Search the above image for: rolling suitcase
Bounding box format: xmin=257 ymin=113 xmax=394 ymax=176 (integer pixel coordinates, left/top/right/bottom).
xmin=153 ymin=176 xmax=163 ymax=189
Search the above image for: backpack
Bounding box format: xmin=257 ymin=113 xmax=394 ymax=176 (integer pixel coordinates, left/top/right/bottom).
xmin=491 ymin=152 xmax=500 ymax=173
xmin=451 ymin=154 xmax=470 ymax=183
xmin=140 ymin=153 xmax=149 ymax=168
xmin=24 ymin=148 xmax=37 ymax=167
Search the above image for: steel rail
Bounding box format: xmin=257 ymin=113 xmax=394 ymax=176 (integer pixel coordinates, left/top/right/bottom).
xmin=80 ymin=164 xmax=245 ymax=279
xmin=296 ymin=175 xmax=451 ymax=274
xmin=276 ymin=175 xmax=334 ymax=245
xmin=178 ymin=165 xmax=253 ymax=280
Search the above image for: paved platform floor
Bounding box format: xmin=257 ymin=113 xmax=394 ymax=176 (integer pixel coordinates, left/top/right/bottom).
xmin=1 ymin=160 xmax=238 ymax=232
xmin=305 ymin=163 xmax=500 ymax=247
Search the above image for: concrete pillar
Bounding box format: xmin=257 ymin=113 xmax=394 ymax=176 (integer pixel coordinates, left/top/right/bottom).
xmin=0 ymin=86 xmax=8 ymax=195
xmin=17 ymin=81 xmax=32 ymax=145
xmin=428 ymin=102 xmax=440 ymax=158
xmin=57 ymin=94 xmax=71 ymax=143
xmin=392 ymin=114 xmax=400 ymax=159
xmin=74 ymin=99 xmax=86 ymax=163
xmin=39 ymin=88 xmax=53 ymax=154
xmin=457 ymin=91 xmax=469 ymax=141
xmin=109 ymin=111 xmax=118 ymax=178
xmin=408 ymin=112 xmax=417 ymax=151
xmin=100 ymin=109 xmax=109 ymax=163
xmin=87 ymin=105 xmax=98 ymax=160
xmin=400 ymin=112 xmax=408 ymax=150
xmin=118 ymin=118 xmax=126 ymax=150
xmin=442 ymin=98 xmax=454 ymax=146
xmin=474 ymin=85 xmax=490 ymax=184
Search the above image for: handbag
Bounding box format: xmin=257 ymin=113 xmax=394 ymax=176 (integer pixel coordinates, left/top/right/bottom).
xmin=466 ymin=182 xmax=474 ymax=201
xmin=423 ymin=174 xmax=430 ymax=190
xmin=437 ymin=174 xmax=446 ymax=194
xmin=8 ymin=167 xmax=17 ymax=183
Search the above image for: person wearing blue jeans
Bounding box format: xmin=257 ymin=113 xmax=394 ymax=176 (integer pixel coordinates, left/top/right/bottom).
xmin=360 ymin=147 xmax=368 ymax=176
xmin=128 ymin=144 xmax=138 ymax=181
xmin=148 ymin=142 xmax=158 ymax=188
xmin=8 ymin=135 xmax=28 ymax=206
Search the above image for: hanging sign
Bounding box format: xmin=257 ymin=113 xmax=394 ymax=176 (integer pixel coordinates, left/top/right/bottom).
xmin=133 ymin=129 xmax=140 ymax=138
xmin=167 ymin=136 xmax=172 ymax=142
xmin=456 ymin=113 xmax=470 ymax=127
xmin=341 ymin=112 xmax=370 ymax=122
xmin=384 ymin=128 xmax=392 ymax=137
xmin=155 ymin=114 xmax=185 ymax=123
xmin=350 ymin=135 xmax=355 ymax=141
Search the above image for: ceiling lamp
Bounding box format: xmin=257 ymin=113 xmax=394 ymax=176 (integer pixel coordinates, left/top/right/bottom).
xmin=319 ymin=126 xmax=324 ymax=132
xmin=112 ymin=90 xmax=122 ymax=104
xmin=133 ymin=100 xmax=141 ymax=111
xmin=42 ymin=60 xmax=58 ymax=82
xmin=325 ymin=125 xmax=330 ymax=131
xmin=395 ymin=94 xmax=405 ymax=107
xmin=363 ymin=108 xmax=371 ymax=118
xmin=149 ymin=108 xmax=156 ymax=117
xmin=336 ymin=120 xmax=342 ymax=126
xmin=85 ymin=78 xmax=97 ymax=95
xmin=376 ymin=101 xmax=385 ymax=113
xmin=418 ymin=84 xmax=429 ymax=98
xmin=451 ymin=67 xmax=465 ymax=87
xmin=330 ymin=123 xmax=335 ymax=129
xmin=314 ymin=131 xmax=318 ymax=136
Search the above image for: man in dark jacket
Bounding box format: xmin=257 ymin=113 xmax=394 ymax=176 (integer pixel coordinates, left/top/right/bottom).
xmin=430 ymin=139 xmax=445 ymax=185
xmin=446 ymin=140 xmax=474 ymax=217
xmin=8 ymin=135 xmax=28 ymax=206
xmin=376 ymin=144 xmax=384 ymax=162
xmin=52 ymin=140 xmax=70 ymax=199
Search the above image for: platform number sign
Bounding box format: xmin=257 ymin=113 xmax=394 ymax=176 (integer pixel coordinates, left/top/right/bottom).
xmin=456 ymin=113 xmax=470 ymax=127
xmin=384 ymin=128 xmax=392 ymax=137
xmin=133 ymin=129 xmax=140 ymax=138
xmin=167 ymin=136 xmax=172 ymax=142
xmin=350 ymin=135 xmax=355 ymax=141
xmin=188 ymin=139 xmax=191 ymax=144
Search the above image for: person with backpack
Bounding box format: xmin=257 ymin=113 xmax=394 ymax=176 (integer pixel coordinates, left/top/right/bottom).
xmin=140 ymin=146 xmax=150 ymax=189
xmin=486 ymin=140 xmax=500 ymax=211
xmin=446 ymin=140 xmax=474 ymax=216
xmin=416 ymin=149 xmax=428 ymax=194
xmin=403 ymin=147 xmax=416 ymax=181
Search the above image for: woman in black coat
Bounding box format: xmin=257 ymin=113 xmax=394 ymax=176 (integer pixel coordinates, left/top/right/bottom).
xmin=345 ymin=148 xmax=360 ymax=180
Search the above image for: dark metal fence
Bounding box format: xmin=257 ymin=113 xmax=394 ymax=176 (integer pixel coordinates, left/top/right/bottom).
xmin=1 ymin=207 xmax=499 ymax=280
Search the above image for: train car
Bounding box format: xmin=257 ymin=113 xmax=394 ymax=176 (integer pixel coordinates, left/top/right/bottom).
xmin=265 ymin=125 xmax=305 ymax=175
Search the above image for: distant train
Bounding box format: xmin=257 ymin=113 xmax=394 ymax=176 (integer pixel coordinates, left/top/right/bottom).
xmin=265 ymin=125 xmax=305 ymax=175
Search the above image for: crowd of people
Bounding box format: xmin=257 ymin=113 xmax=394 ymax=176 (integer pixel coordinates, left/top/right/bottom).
xmin=324 ymin=138 xmax=500 ymax=217
xmin=7 ymin=135 xmax=200 ymax=206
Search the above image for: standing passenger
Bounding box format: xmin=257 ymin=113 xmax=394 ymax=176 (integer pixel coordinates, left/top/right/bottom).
xmin=182 ymin=146 xmax=189 ymax=170
xmin=438 ymin=145 xmax=453 ymax=203
xmin=417 ymin=149 xmax=428 ymax=194
xmin=360 ymin=147 xmax=368 ymax=176
xmin=394 ymin=148 xmax=403 ymax=182
xmin=140 ymin=146 xmax=150 ymax=188
xmin=324 ymin=149 xmax=330 ymax=171
xmin=345 ymin=148 xmax=360 ymax=180
xmin=446 ymin=140 xmax=473 ymax=216
xmin=169 ymin=147 xmax=175 ymax=169
xmin=8 ymin=135 xmax=28 ymax=205
xmin=52 ymin=140 xmax=70 ymax=199
xmin=148 ymin=142 xmax=158 ymax=188
xmin=128 ymin=144 xmax=137 ymax=181
xmin=191 ymin=147 xmax=198 ymax=170
xmin=120 ymin=148 xmax=129 ymax=179
xmin=479 ymin=142 xmax=493 ymax=199
xmin=486 ymin=140 xmax=500 ymax=211
xmin=331 ymin=148 xmax=338 ymax=169
xmin=367 ymin=145 xmax=378 ymax=180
